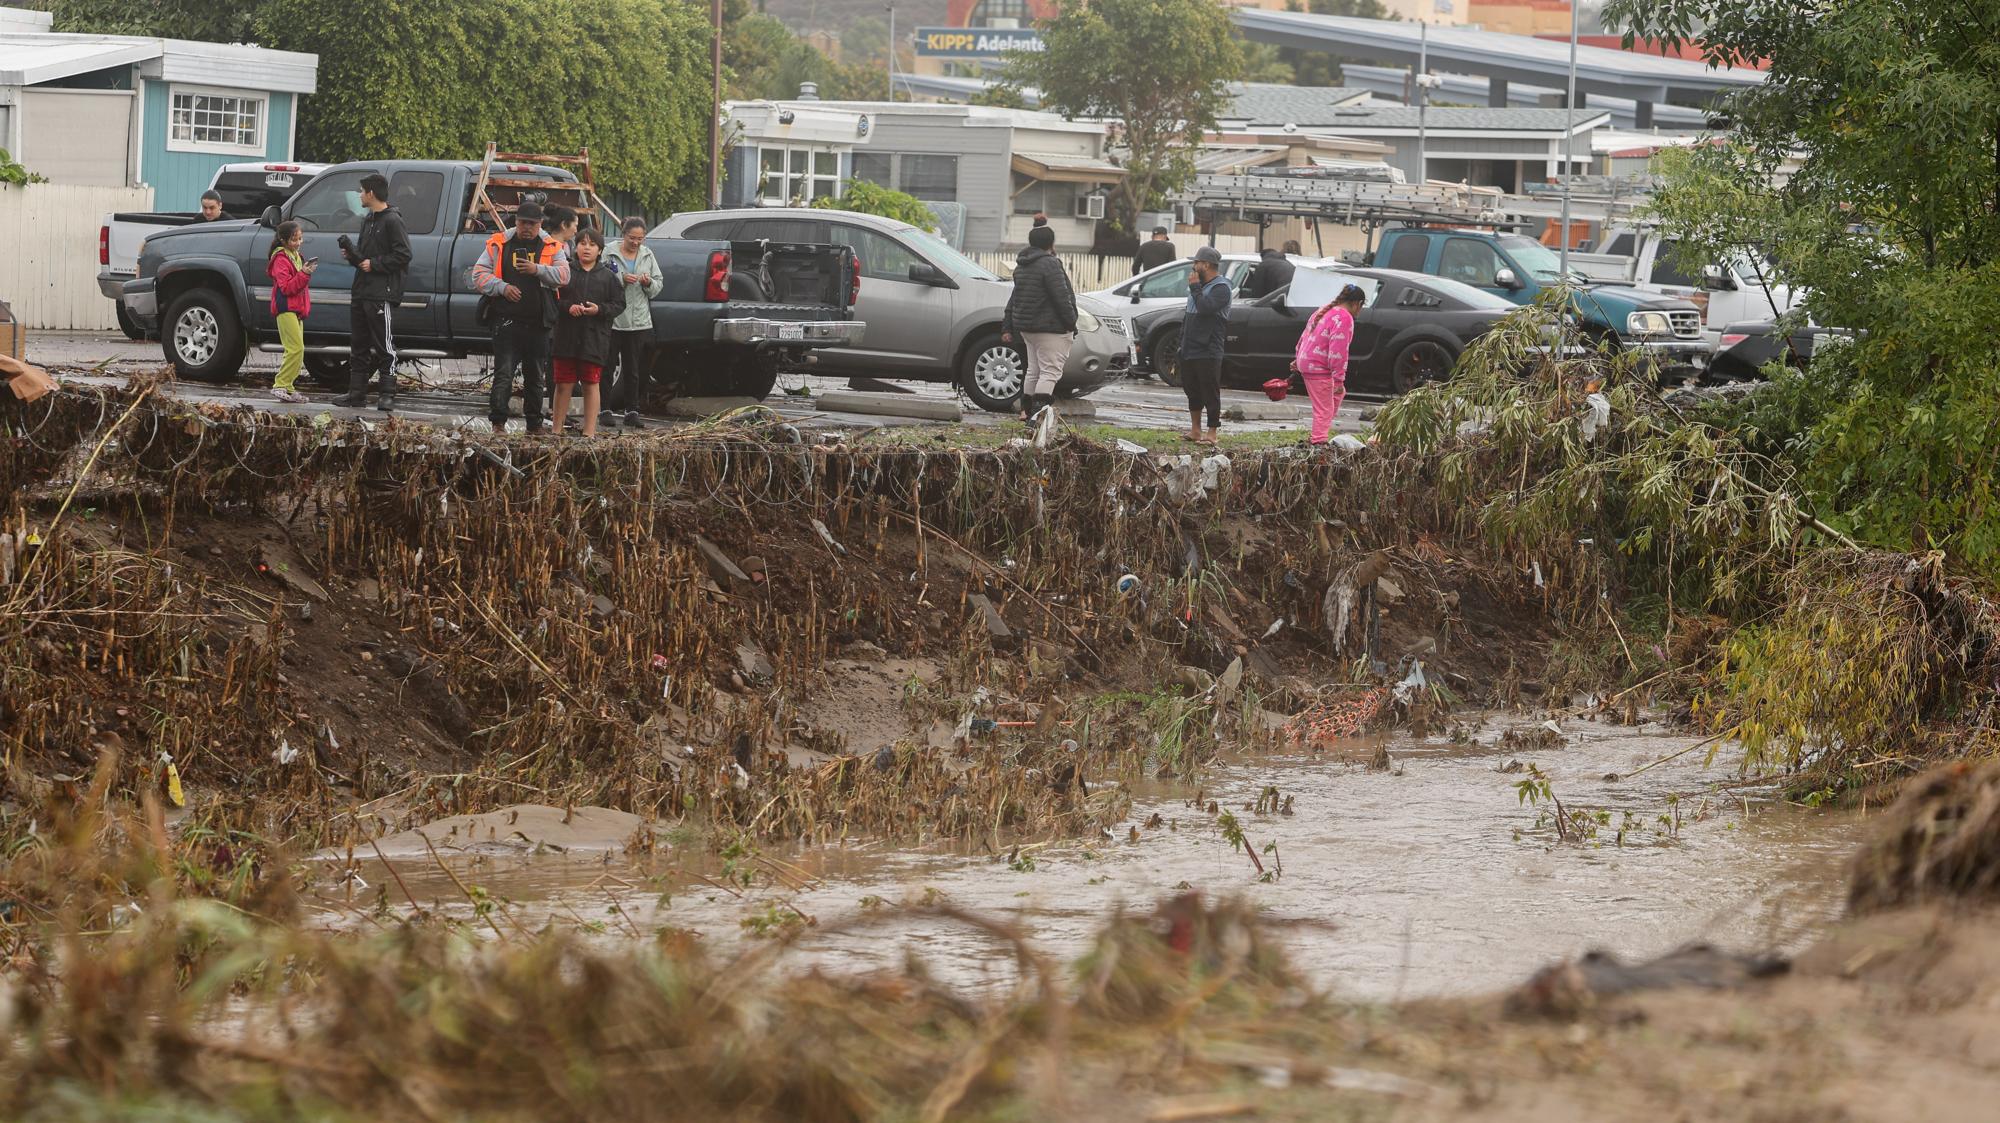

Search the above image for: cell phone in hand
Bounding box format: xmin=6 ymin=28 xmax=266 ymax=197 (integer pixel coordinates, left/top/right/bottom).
xmin=305 ymin=257 xmax=318 ymax=266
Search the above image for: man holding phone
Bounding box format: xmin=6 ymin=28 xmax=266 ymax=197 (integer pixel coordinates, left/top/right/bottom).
xmin=470 ymin=201 xmax=569 ymax=433
xmin=1179 ymin=245 xmax=1233 ymax=444
xmin=333 ymin=173 xmax=413 ymax=411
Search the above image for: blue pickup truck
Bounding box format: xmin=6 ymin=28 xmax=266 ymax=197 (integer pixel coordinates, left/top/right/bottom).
xmin=121 ymin=159 xmax=864 ymax=400
xmin=1373 ymin=228 xmax=1711 ymax=378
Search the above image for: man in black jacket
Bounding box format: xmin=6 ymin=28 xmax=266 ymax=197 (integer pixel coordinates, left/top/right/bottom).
xmin=1001 ymin=224 xmax=1077 ymax=422
xmin=334 ymin=173 xmax=413 ymax=411
xmin=1241 ymin=245 xmax=1296 ymax=299
xmin=1132 ymin=227 xmax=1177 ymax=275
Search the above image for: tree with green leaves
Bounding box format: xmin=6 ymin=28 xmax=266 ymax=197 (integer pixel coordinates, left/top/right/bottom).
xmin=1000 ymin=0 xmax=1243 ymax=233
xmin=726 ymin=4 xmax=894 ymax=102
xmin=1604 ymin=0 xmax=2000 ymax=567
xmin=39 ymin=0 xmax=262 ymax=39
xmin=811 ymin=180 xmax=937 ymax=232
xmin=45 ymin=0 xmax=717 ymax=215
xmin=249 ymin=0 xmax=714 ymax=215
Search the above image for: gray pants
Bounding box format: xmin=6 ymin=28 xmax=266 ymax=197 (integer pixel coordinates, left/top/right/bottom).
xmin=1023 ymin=331 xmax=1071 ymax=397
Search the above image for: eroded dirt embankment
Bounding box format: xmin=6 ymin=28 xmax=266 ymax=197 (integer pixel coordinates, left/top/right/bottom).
xmin=2 ymin=381 xmax=1585 ymax=857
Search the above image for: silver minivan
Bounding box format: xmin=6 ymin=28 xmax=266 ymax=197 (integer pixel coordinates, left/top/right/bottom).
xmin=653 ymin=208 xmax=1130 ymax=412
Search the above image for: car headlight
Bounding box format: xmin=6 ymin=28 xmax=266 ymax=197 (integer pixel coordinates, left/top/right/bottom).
xmin=1075 ymin=309 xmax=1101 ymax=334
xmin=1626 ymin=311 xmax=1672 ymax=337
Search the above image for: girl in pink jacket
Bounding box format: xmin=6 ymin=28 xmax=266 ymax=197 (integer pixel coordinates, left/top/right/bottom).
xmin=1291 ymin=283 xmax=1367 ymax=445
xmin=267 ymin=220 xmax=316 ymax=403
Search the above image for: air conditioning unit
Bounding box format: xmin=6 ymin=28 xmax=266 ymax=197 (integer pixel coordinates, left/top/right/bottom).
xmin=1074 ymin=193 xmax=1106 ymax=220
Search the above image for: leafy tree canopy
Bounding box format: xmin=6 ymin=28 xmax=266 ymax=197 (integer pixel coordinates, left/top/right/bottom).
xmin=1000 ymin=0 xmax=1243 ymax=231
xmin=45 ymin=0 xmax=716 ymax=214
xmin=811 ymin=180 xmax=937 ymax=232
xmin=1605 ymin=0 xmax=2000 ymax=566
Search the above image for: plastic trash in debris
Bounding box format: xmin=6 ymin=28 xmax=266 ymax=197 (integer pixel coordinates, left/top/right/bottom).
xmin=1114 ymin=438 xmax=1148 ymax=455
xmin=1262 ymin=617 xmax=1284 ymax=639
xmin=1032 ymin=404 xmax=1059 ymax=449
xmin=1581 ymin=392 xmax=1612 ymax=441
xmin=159 ymin=753 xmax=185 ymax=808
xmin=1393 ymin=660 xmax=1429 ymax=703
xmin=273 ymin=738 xmax=299 ymax=766
xmin=1532 ymin=561 xmax=1545 ymax=588
xmin=1199 ymin=452 xmax=1232 ymax=492
xmin=1116 ymin=573 xmax=1141 ymax=596
xmin=1333 ymin=434 xmax=1367 ymax=451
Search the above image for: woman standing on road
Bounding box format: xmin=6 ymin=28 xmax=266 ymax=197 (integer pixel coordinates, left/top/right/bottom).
xmin=550 ymin=228 xmax=622 ymax=437
xmin=1001 ymin=224 xmax=1078 ymax=423
xmin=605 ymin=217 xmax=664 ymax=429
xmin=266 ymin=220 xmax=315 ymax=403
xmin=1291 ymin=283 xmax=1367 ymax=447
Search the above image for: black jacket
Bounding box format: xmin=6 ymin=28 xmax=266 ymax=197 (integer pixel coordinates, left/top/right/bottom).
xmin=1242 ymin=251 xmax=1295 ymax=299
xmin=1133 ymin=237 xmax=1178 ymax=275
xmin=1003 ymin=247 xmax=1078 ymax=336
xmin=553 ymin=262 xmax=624 ymax=367
xmin=348 ymin=205 xmax=413 ymax=303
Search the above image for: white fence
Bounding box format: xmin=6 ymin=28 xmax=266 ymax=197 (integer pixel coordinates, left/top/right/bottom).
xmin=0 ymin=182 xmax=152 ymax=331
xmin=970 ymin=235 xmax=1264 ymax=290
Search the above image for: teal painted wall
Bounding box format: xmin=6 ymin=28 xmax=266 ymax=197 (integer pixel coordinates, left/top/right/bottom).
xmin=140 ymin=84 xmax=294 ymax=210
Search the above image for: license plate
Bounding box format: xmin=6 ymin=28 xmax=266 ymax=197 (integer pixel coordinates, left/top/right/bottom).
xmin=777 ymin=323 xmax=804 ymax=341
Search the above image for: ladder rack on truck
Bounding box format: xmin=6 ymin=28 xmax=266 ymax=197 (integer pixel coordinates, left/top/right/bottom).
xmin=465 ymin=141 xmax=624 ymax=234
xmin=1174 ymin=171 xmax=1658 ymax=256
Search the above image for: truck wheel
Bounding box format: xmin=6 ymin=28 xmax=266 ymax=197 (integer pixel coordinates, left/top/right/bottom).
xmin=1390 ymin=339 xmax=1455 ymax=394
xmin=957 ymin=332 xmax=1025 ymax=413
xmin=1150 ymin=328 xmax=1184 ymax=388
xmin=115 ymin=303 xmax=149 ymax=342
xmin=162 ymin=288 xmax=247 ymax=383
xmin=733 ymin=351 xmax=780 ymax=400
xmin=303 ymin=354 xmax=349 ymax=386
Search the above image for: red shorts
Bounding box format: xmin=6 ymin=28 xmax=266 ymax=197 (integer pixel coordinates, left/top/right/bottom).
xmin=552 ymin=358 xmax=602 ymax=386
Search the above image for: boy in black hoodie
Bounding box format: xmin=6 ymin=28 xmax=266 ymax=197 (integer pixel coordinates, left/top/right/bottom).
xmin=551 ymin=228 xmax=622 ymax=437
xmin=334 ymin=173 xmax=413 ymax=411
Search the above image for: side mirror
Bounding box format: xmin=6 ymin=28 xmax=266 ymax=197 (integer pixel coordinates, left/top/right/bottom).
xmin=1702 ymin=264 xmax=1736 ymax=291
xmin=259 ymin=205 xmax=282 ymax=227
xmin=908 ymin=262 xmax=947 ymax=286
xmin=1129 ymin=291 xmax=1142 ymax=304
xmin=1494 ymin=268 xmax=1522 ymax=290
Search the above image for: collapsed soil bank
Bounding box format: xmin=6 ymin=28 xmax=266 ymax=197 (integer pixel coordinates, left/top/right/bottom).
xmin=3 ymin=382 xmax=1570 ymax=854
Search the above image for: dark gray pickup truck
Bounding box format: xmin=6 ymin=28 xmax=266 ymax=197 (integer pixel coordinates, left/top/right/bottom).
xmin=121 ymin=159 xmax=864 ymax=401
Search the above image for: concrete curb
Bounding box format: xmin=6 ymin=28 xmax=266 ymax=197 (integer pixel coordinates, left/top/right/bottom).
xmin=815 ymin=391 xmax=963 ymax=421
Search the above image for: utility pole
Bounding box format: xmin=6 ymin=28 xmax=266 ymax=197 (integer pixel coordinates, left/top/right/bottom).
xmin=1558 ymin=0 xmax=1579 ymax=279
xmin=709 ymin=0 xmax=723 ymax=208
xmin=1416 ymin=19 xmax=1428 ymax=186
xmin=886 ymin=5 xmax=896 ymax=101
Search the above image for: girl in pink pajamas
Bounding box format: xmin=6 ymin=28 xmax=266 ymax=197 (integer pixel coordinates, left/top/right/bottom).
xmin=1292 ymin=283 xmax=1369 ymax=445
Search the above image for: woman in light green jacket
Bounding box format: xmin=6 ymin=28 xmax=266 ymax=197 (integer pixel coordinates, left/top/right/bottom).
xmin=604 ymin=217 xmax=665 ymax=428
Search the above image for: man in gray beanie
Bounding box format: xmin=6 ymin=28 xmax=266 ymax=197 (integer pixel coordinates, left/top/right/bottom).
xmin=1002 ymin=224 xmax=1077 ymax=422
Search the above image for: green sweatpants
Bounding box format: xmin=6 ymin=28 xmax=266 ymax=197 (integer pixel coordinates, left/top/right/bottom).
xmin=274 ymin=312 xmax=304 ymax=391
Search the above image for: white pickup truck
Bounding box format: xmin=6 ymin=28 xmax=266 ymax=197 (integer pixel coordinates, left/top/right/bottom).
xmin=1565 ymin=225 xmax=1804 ymax=346
xmin=97 ymin=162 xmax=327 ymax=338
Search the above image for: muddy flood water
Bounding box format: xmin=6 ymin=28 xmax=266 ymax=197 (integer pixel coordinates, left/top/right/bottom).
xmin=315 ymin=716 xmax=1866 ymax=1002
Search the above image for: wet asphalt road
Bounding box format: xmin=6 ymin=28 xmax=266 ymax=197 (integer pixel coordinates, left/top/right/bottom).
xmin=26 ymin=330 xmax=1376 ymax=441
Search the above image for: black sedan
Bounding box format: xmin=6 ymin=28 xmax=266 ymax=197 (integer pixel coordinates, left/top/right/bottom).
xmin=1133 ymin=267 xmax=1523 ymax=395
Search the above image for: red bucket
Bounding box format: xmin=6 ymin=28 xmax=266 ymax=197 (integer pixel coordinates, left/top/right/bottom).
xmin=1261 ymin=378 xmax=1291 ymax=402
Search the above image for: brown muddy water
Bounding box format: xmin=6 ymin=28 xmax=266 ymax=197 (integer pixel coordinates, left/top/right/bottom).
xmin=312 ymin=716 xmax=1864 ymax=1002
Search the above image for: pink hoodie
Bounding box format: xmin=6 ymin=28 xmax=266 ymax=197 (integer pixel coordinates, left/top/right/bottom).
xmin=1293 ymin=304 xmax=1354 ymax=380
